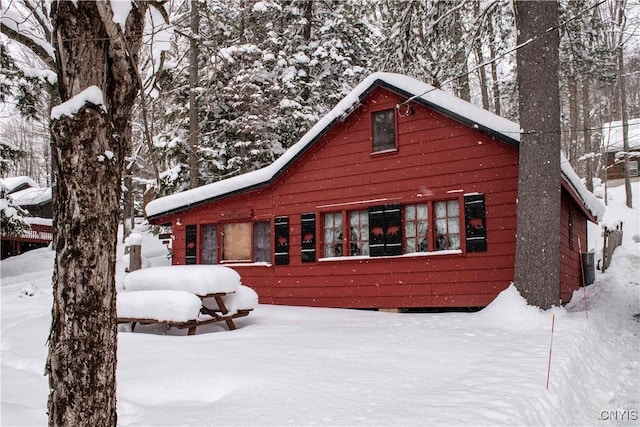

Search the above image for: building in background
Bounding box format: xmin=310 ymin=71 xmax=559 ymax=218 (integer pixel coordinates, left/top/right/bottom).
xmin=1 ymin=176 xmax=53 ymax=259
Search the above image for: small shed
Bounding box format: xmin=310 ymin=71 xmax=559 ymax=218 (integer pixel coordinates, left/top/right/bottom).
xmin=602 ymin=118 xmax=640 ymax=181
xmin=146 ymin=73 xmax=605 ymax=310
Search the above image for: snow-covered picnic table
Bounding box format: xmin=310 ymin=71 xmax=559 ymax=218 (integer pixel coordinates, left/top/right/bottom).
xmin=117 ymin=265 xmax=258 ymax=335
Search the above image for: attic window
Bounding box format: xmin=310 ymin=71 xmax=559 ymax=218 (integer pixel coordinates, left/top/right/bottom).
xmin=372 ymin=109 xmax=396 ymax=152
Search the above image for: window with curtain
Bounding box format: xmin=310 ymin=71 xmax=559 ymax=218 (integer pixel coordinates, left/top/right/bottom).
xmin=253 ymin=221 xmax=271 ymax=262
xmin=349 ymin=210 xmax=369 ymax=256
xmin=434 ymin=200 xmax=460 ymax=251
xmin=324 ymin=212 xmax=343 ymax=257
xmin=404 ymin=204 xmax=429 ymax=253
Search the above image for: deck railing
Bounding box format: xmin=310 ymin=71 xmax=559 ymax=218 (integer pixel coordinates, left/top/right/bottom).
xmin=1 ymin=223 xmax=53 ymax=243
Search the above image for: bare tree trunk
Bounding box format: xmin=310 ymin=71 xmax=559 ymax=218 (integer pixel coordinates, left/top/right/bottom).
xmin=453 ymin=7 xmax=470 ymax=102
xmin=123 ymin=174 xmax=135 ymax=240
xmin=582 ymin=76 xmax=594 ymax=191
xmin=46 ymin=2 xmax=147 ymax=425
xmin=567 ymin=74 xmax=579 ymax=165
xmin=475 ymin=44 xmax=490 ymax=110
xmin=619 ymin=52 xmax=633 ymax=208
xmin=513 ymin=0 xmax=562 ymax=309
xmin=488 ymin=16 xmax=501 ymax=116
xmin=300 ymin=0 xmax=313 ymax=102
xmin=188 ymin=0 xmax=200 ymax=189
xmin=617 ymin=0 xmax=633 ymax=208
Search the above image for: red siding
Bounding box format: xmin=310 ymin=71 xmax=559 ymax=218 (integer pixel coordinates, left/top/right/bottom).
xmin=559 ymin=192 xmax=589 ymax=302
xmin=156 ymin=87 xmax=590 ymax=310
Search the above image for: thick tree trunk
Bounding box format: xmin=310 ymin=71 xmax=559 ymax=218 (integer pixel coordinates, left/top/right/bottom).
xmin=513 ymin=1 xmax=562 ymax=309
xmin=48 ymin=105 xmax=120 ymax=427
xmin=46 ymin=2 xmax=147 ymax=425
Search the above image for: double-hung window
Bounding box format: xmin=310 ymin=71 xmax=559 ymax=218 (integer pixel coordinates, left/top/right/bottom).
xmin=324 ymin=212 xmax=343 ymax=257
xmin=404 ymin=204 xmax=429 ymax=253
xmin=349 ymin=210 xmax=369 ymax=256
xmin=434 ymin=200 xmax=461 ymax=250
xmin=253 ymin=221 xmax=271 ymax=262
xmin=372 ymin=109 xmax=396 ymax=152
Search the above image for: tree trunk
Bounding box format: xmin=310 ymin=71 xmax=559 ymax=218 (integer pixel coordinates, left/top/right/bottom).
xmin=46 ymin=2 xmax=147 ymax=425
xmin=300 ymin=0 xmax=313 ymax=102
xmin=582 ymin=76 xmax=594 ymax=192
xmin=513 ymin=0 xmax=562 ymax=309
xmin=453 ymin=7 xmax=470 ymax=102
xmin=473 ymin=0 xmax=490 ymax=111
xmin=123 ymin=174 xmax=135 ymax=241
xmin=487 ymin=16 xmax=501 ymax=116
xmin=617 ymin=0 xmax=633 ymax=208
xmin=567 ymin=74 xmax=579 ymax=165
xmin=188 ymin=0 xmax=200 ymax=189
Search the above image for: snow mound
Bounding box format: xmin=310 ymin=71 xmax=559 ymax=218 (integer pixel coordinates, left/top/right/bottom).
xmin=202 ymin=284 xmax=259 ymax=315
xmin=122 ymin=265 xmax=241 ymax=295
xmin=117 ymin=290 xmax=202 ymax=322
xmin=475 ymin=284 xmax=564 ymax=331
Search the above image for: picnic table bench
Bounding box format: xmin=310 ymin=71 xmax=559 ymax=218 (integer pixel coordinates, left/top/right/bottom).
xmin=117 ymin=265 xmax=257 ymax=335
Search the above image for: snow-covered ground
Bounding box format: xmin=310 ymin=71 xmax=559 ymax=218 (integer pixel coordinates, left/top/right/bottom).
xmin=1 ymin=183 xmax=638 ymax=426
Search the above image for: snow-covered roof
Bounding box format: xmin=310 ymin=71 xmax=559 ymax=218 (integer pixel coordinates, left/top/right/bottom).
xmin=0 ymin=176 xmax=39 ymax=194
xmin=146 ymin=72 xmax=604 ymax=222
xmin=602 ymin=118 xmax=640 ymax=153
xmin=8 ymin=186 xmax=52 ymax=207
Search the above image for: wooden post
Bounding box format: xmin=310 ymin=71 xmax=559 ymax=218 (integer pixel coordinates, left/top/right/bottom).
xmin=126 ymin=232 xmax=143 ymax=273
xmin=129 ymin=244 xmax=142 ymax=272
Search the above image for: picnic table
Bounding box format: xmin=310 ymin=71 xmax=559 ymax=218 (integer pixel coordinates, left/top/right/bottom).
xmin=117 ymin=265 xmax=257 ymax=335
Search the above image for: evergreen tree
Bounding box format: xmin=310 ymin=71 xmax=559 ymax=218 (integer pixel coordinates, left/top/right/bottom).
xmin=0 ymin=141 xmax=29 ymax=237
xmin=152 ymin=0 xmax=377 ymax=193
xmin=0 ymin=42 xmax=49 ymax=119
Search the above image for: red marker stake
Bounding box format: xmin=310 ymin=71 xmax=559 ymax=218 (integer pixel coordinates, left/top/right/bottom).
xmin=546 ymin=314 xmax=555 ymax=389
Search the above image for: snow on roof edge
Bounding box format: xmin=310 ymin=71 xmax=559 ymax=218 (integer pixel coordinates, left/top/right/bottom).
xmin=0 ymin=176 xmax=40 ymax=194
xmin=146 ymin=72 xmax=602 ymax=222
xmin=8 ymin=187 xmax=52 ymax=206
xmin=560 ymin=152 xmax=606 ymax=222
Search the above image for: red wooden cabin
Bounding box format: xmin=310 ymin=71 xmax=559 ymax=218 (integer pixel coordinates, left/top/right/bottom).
xmin=146 ymin=73 xmax=604 ymax=310
xmin=1 ymin=219 xmax=53 ymax=259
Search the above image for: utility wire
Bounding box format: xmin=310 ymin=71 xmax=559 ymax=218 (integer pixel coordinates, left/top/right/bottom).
xmin=398 ymin=0 xmax=609 ymax=107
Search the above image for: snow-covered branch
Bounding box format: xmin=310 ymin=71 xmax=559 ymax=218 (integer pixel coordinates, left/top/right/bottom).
xmin=0 ymin=2 xmax=56 ymax=70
